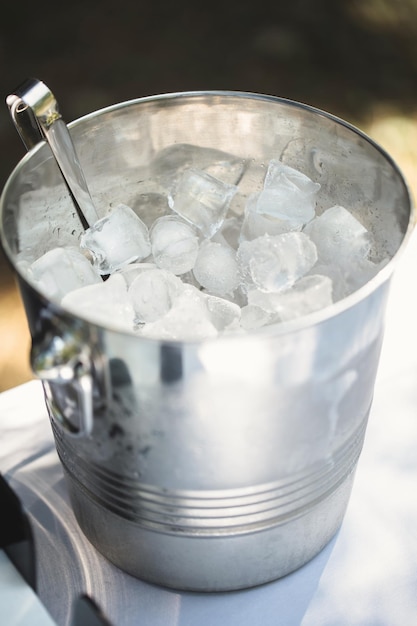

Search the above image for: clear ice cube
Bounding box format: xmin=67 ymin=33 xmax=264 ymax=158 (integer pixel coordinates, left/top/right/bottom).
xmin=255 ymin=188 xmax=316 ymax=225
xmin=303 ymin=205 xmax=371 ymax=265
xmin=128 ymin=268 xmax=183 ymax=323
xmin=202 ymin=155 xmax=247 ymax=186
xmin=248 ymin=274 xmax=333 ymax=322
xmin=116 ymin=262 xmax=157 ymax=287
xmin=80 ymin=204 xmax=151 ymax=274
xmin=278 ymin=273 xmax=333 ymax=321
xmin=204 ymin=294 xmax=241 ymax=332
xmin=263 ymin=159 xmax=320 ymax=214
xmin=240 ymin=304 xmax=274 ymax=330
xmin=150 ymin=215 xmax=199 ymax=275
xmin=239 ymin=160 xmax=320 ymax=237
xmin=308 ymin=262 xmax=347 ymax=301
xmin=61 ymin=273 xmax=135 ymax=331
xmin=344 ymin=257 xmax=389 ymax=294
xmin=193 ymin=241 xmax=239 ymax=296
xmin=151 ymin=144 xmax=246 ymax=190
xmin=237 ymin=232 xmax=318 ymax=293
xmin=212 ymin=216 xmax=241 ymax=250
xmin=137 ymin=284 xmax=218 ymax=341
xmin=30 ymin=246 xmax=100 ymax=301
xmin=171 ymin=168 xmax=238 ymax=237
xmin=240 ymin=193 xmax=304 ymax=242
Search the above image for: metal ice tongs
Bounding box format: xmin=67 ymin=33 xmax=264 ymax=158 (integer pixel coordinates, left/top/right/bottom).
xmin=6 ymin=77 xmax=99 ymax=229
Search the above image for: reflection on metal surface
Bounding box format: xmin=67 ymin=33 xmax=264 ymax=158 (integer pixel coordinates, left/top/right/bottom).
xmin=0 ymin=382 xmax=330 ymax=626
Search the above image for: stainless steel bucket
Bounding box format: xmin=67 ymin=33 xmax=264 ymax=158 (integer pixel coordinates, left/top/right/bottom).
xmin=0 ymin=91 xmax=414 ymax=591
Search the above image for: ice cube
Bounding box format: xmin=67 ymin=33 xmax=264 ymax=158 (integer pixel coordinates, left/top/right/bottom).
xmin=240 ymin=193 xmax=304 ymax=241
xmin=202 ymin=155 xmax=247 ymax=186
xmin=278 ymin=274 xmax=333 ymax=321
xmin=248 ymin=274 xmax=333 ymax=322
xmin=262 ymin=159 xmax=320 ymax=219
xmin=150 ymin=216 xmax=199 ymax=275
xmin=30 ymin=246 xmax=100 ymax=301
xmin=308 ymin=262 xmax=347 ymax=301
xmin=128 ymin=268 xmax=183 ymax=323
xmin=137 ymin=284 xmax=218 ymax=341
xmin=310 ymin=256 xmax=388 ymax=302
xmin=255 ymin=188 xmax=315 ymax=226
xmin=238 ymin=161 xmax=320 ymax=238
xmin=80 ymin=204 xmax=151 ymax=274
xmin=116 ymin=262 xmax=157 ymax=287
xmin=171 ymin=168 xmax=238 ymax=237
xmin=212 ymin=216 xmax=241 ymax=250
xmin=237 ymin=232 xmax=317 ymax=293
xmin=61 ymin=273 xmax=135 ymax=331
xmin=204 ymin=294 xmax=241 ymax=331
xmin=303 ymin=205 xmax=371 ymax=265
xmin=193 ymin=241 xmax=239 ymax=296
xmin=240 ymin=304 xmax=275 ymax=331
xmin=151 ymin=144 xmax=246 ymax=189
xmin=344 ymin=257 xmax=389 ymax=294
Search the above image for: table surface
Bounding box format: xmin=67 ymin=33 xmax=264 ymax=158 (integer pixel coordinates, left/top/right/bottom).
xmin=1 ymin=232 xmax=417 ymax=626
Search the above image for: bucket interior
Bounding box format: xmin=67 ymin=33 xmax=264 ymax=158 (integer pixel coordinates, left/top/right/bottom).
xmin=2 ymin=93 xmax=410 ymax=259
xmin=0 ymin=92 xmax=413 ymax=328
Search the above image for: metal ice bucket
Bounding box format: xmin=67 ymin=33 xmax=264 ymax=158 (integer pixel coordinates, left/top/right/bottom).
xmin=0 ymin=92 xmax=414 ymax=591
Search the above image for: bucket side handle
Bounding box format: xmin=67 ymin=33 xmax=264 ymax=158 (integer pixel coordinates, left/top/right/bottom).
xmin=30 ymin=328 xmax=94 ymax=436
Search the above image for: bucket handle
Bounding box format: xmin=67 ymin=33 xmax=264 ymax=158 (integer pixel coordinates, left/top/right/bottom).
xmin=31 ymin=327 xmax=94 ymax=436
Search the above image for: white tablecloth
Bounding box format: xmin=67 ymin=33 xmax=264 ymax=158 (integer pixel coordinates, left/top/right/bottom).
xmin=1 ymin=232 xmax=417 ymax=626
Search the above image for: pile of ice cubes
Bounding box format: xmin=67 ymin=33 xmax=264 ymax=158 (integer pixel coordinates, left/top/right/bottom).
xmin=21 ymin=154 xmax=387 ymax=339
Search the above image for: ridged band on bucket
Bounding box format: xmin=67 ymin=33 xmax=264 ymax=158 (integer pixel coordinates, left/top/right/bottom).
xmin=51 ymin=418 xmax=367 ymax=536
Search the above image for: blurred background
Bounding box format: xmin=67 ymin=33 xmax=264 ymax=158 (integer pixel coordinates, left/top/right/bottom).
xmin=1 ymin=0 xmax=417 ymax=392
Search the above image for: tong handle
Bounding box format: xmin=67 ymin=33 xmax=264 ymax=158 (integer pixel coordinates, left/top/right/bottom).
xmin=6 ymin=77 xmax=99 ymax=228
xmin=6 ymin=78 xmax=61 ymax=150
